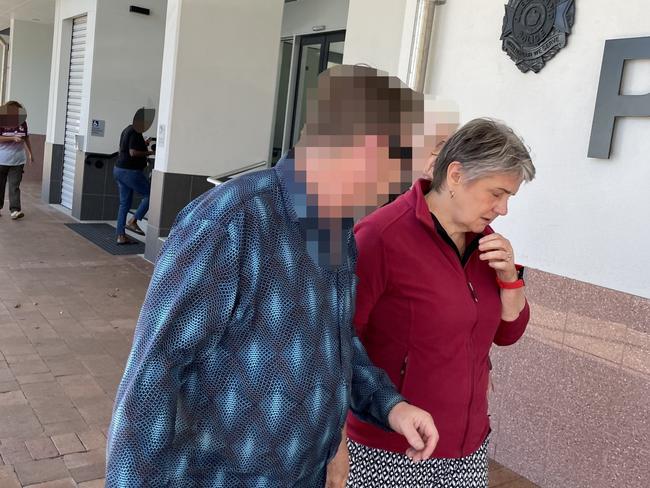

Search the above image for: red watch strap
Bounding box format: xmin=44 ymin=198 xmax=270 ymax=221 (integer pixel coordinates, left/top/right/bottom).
xmin=496 ymin=277 xmax=525 ymax=289
xmin=497 ymin=264 xmax=525 ymax=289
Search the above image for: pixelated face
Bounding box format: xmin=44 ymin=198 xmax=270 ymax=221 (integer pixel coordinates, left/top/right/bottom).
xmin=300 ymin=117 xmax=461 ymax=220
xmin=452 ymin=170 xmax=523 ymax=233
xmin=0 ymin=103 xmax=27 ymax=128
xmin=296 ymin=65 xmax=460 ymax=221
xmin=412 ymin=103 xmax=460 ymax=179
xmin=133 ymin=108 xmax=155 ymax=133
xmin=300 ymin=133 xmax=411 ymax=220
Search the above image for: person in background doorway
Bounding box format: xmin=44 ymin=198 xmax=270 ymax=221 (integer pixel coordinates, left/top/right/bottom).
xmin=0 ymin=101 xmax=34 ymax=220
xmin=114 ymin=107 xmax=155 ymax=244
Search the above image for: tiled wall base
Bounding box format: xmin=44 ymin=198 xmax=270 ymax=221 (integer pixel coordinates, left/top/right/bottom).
xmin=144 ymin=169 xmax=214 ymax=262
xmin=489 ymin=268 xmax=649 ymax=487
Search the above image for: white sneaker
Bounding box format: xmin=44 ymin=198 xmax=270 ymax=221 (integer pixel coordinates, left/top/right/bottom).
xmin=10 ymin=211 xmax=24 ymax=220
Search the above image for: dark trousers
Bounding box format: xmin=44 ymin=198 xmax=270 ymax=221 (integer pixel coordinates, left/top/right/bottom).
xmin=0 ymin=164 xmax=24 ymax=212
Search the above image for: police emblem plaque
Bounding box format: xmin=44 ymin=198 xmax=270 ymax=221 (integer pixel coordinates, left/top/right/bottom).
xmin=501 ymin=0 xmax=575 ymax=73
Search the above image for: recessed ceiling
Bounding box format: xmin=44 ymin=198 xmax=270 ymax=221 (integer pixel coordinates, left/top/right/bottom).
xmin=0 ymin=0 xmax=55 ymax=31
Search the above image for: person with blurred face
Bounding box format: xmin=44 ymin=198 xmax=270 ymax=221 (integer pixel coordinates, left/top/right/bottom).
xmin=0 ymin=101 xmax=34 ymax=220
xmin=332 ymin=118 xmax=536 ymax=488
xmin=106 ymin=65 xmax=439 ymax=487
xmin=114 ymin=107 xmax=155 ymax=244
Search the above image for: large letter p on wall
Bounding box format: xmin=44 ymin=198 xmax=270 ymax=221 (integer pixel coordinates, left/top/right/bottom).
xmin=589 ymin=37 xmax=650 ymax=159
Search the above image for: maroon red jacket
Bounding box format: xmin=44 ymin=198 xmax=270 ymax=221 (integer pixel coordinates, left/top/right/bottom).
xmin=347 ymin=178 xmax=530 ymax=458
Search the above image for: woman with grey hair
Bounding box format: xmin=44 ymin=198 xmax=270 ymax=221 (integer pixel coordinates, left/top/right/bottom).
xmin=329 ymin=118 xmax=535 ymax=487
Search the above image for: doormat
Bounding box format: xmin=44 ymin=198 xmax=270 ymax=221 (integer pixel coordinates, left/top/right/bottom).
xmin=64 ymin=223 xmax=145 ymax=256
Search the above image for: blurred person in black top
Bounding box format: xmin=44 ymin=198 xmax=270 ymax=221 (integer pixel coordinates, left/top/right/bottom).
xmin=114 ymin=108 xmax=155 ymax=244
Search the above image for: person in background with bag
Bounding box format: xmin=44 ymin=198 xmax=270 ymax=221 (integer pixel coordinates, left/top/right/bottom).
xmin=114 ymin=107 xmax=155 ymax=244
xmin=0 ymin=101 xmax=34 ymax=220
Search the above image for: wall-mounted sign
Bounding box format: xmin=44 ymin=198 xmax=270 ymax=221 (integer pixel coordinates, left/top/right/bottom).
xmin=157 ymin=124 xmax=165 ymax=149
xmin=91 ymin=119 xmax=105 ymax=137
xmin=589 ymin=36 xmax=650 ymax=159
xmin=129 ymin=6 xmax=151 ymax=16
xmin=501 ymin=0 xmax=575 ymax=73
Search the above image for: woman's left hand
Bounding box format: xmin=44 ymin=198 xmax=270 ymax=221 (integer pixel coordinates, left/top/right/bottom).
xmin=478 ymin=233 xmax=517 ymax=282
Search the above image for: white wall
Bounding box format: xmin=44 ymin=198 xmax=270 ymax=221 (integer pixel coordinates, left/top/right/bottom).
xmin=155 ymin=0 xmax=284 ymax=176
xmin=46 ymin=0 xmax=165 ymax=152
xmin=46 ymin=0 xmax=97 ymax=145
xmin=86 ymin=0 xmax=166 ymax=153
xmin=345 ymin=0 xmax=650 ymax=298
xmin=281 ymin=0 xmax=349 ymax=37
xmin=0 ymin=34 xmax=8 ymax=102
xmin=343 ymin=0 xmax=408 ymax=75
xmin=7 ymin=19 xmax=54 ymax=135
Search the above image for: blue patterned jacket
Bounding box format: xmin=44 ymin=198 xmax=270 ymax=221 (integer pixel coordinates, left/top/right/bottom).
xmin=106 ymin=156 xmax=404 ymax=487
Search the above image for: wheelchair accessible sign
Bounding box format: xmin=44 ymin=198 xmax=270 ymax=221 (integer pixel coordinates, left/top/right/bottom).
xmin=91 ymin=119 xmax=105 ymax=137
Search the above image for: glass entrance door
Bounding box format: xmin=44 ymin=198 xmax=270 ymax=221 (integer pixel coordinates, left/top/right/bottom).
xmin=270 ymin=39 xmax=294 ymax=164
xmin=290 ymin=31 xmax=346 ymax=147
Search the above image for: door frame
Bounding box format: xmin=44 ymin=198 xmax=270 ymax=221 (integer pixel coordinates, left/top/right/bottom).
xmin=288 ymin=30 xmax=346 ymax=150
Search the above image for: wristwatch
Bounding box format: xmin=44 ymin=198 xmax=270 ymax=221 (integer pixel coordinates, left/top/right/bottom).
xmin=496 ymin=264 xmax=525 ymax=289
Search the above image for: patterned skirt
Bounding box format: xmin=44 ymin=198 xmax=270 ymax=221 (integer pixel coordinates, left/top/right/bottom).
xmin=346 ymin=436 xmax=490 ymax=488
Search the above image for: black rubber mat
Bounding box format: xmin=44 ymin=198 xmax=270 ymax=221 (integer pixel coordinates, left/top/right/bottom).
xmin=65 ymin=223 xmax=145 ymax=255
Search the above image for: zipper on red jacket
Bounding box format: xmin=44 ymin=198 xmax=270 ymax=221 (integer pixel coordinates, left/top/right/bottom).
xmin=461 ymin=335 xmax=476 ymax=454
xmin=467 ymin=281 xmax=478 ymax=302
xmin=461 ymin=258 xmax=479 ymax=455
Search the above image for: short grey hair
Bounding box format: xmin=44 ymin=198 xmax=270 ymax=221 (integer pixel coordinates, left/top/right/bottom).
xmin=429 ymin=118 xmax=535 ymax=192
